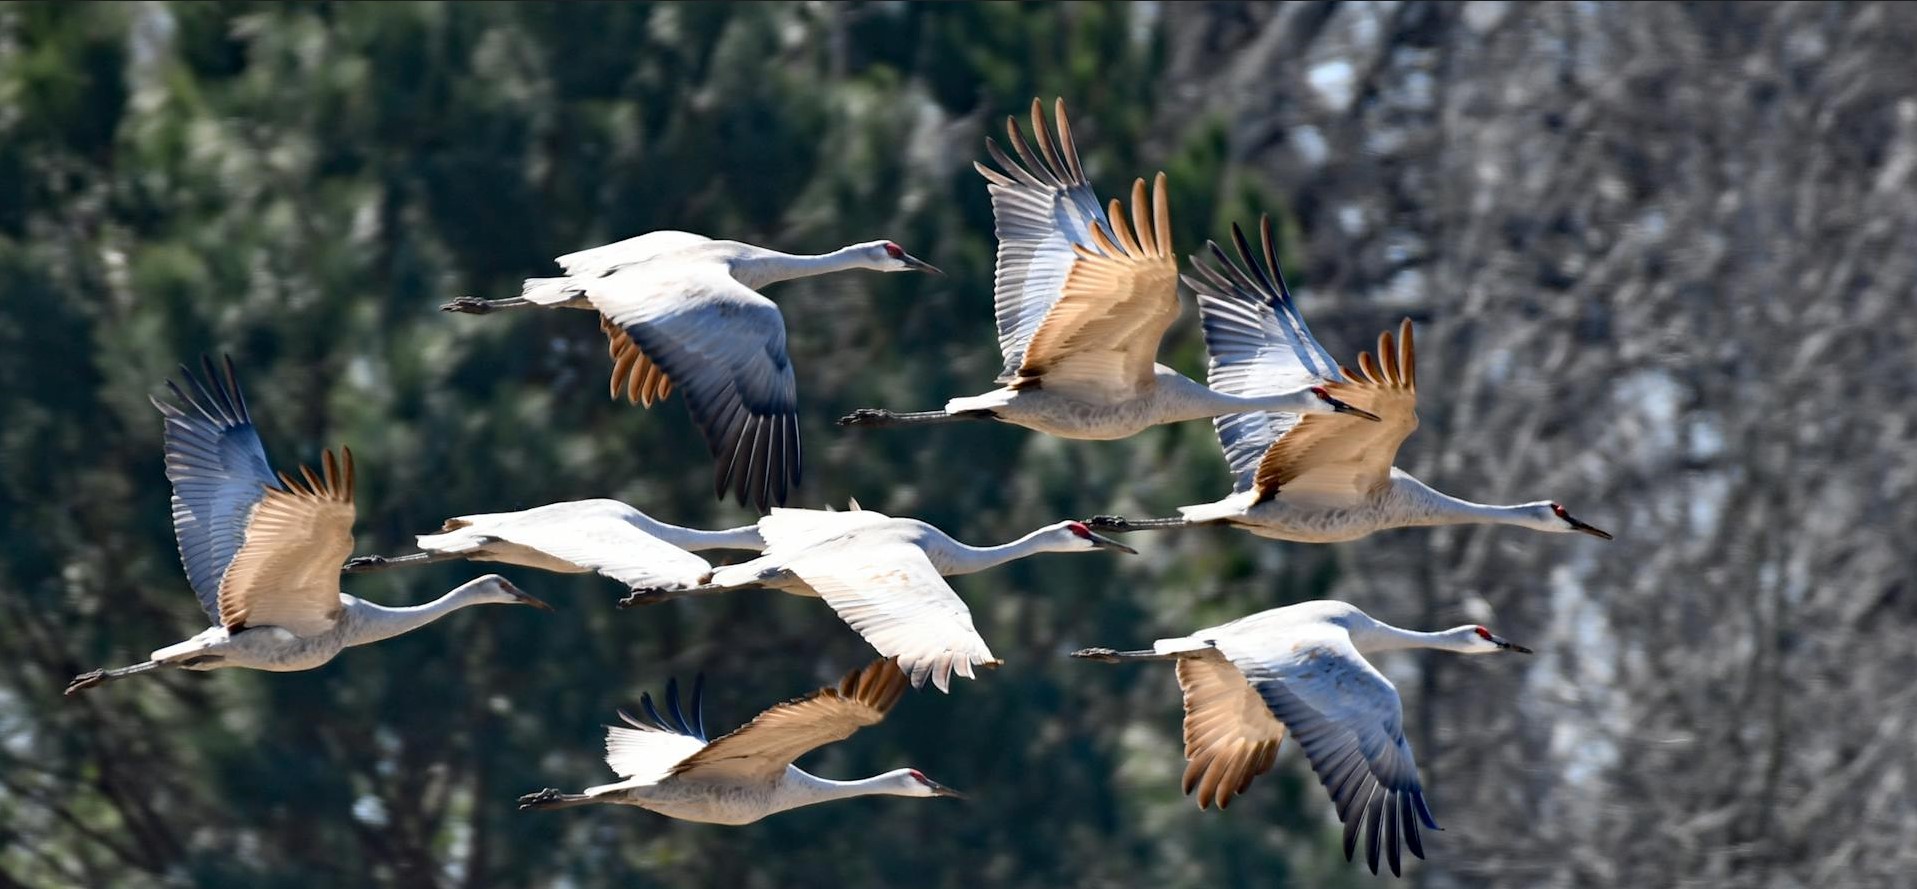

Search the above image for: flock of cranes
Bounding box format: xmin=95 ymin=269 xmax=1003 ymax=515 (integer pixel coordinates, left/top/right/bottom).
xmin=67 ymin=99 xmax=1608 ymax=877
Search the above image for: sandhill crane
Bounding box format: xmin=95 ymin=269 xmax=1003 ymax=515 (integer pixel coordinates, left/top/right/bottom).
xmin=518 ymin=658 xmax=961 ymax=823
xmin=1073 ymin=600 xmax=1532 ymax=877
xmin=64 ymin=358 xmax=550 ymax=696
xmin=339 ymin=498 xmax=762 ymax=595
xmin=1087 ymin=216 xmax=1611 ymax=543
xmin=444 ymin=230 xmax=939 ymax=511
xmin=619 ymin=506 xmax=1136 ymax=691
xmin=838 ymin=99 xmax=1375 ymax=439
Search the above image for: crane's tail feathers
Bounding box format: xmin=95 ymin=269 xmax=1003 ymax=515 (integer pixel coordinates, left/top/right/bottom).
xmin=517 ymin=789 xmax=593 ymax=811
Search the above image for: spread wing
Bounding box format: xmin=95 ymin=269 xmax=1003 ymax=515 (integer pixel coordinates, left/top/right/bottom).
xmin=216 ymin=448 xmax=356 ymax=636
xmin=976 ymin=98 xmax=1112 ymax=380
xmin=601 ymin=315 xmax=673 ymax=407
xmin=582 ymin=263 xmax=800 ymax=511
xmin=1175 ymin=648 xmax=1288 ymax=810
xmin=1186 ymin=216 xmax=1348 ymax=492
xmin=604 ymin=676 xmax=712 ymax=785
xmin=1010 ymin=173 xmax=1180 ymax=401
xmin=152 ymin=356 xmax=280 ymax=625
xmin=1225 ymin=631 xmax=1437 ymax=878
xmin=782 ymin=536 xmax=997 ymax=692
xmin=430 ymin=503 xmax=714 ymax=591
xmin=556 ymin=231 xmax=713 ymax=275
xmin=1250 ymin=319 xmax=1419 ymax=505
xmin=670 ymin=659 xmax=908 ymax=782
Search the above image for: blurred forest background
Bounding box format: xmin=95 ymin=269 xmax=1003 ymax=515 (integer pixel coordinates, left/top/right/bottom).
xmin=4 ymin=2 xmax=1915 ymax=887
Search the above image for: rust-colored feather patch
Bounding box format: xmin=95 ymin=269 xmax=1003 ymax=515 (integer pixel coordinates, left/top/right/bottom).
xmin=600 ymin=314 xmax=673 ymax=407
xmin=1251 ymin=317 xmax=1420 ymax=503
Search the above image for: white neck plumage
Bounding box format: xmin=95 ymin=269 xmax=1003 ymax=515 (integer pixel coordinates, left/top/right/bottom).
xmin=341 ymin=578 xmax=501 ymax=647
xmin=1389 ymin=472 xmax=1550 ymax=530
xmin=628 ymin=515 xmax=766 ymax=552
xmin=937 ymin=527 xmax=1063 ymax=576
xmin=1347 ymin=620 xmax=1483 ymax=655
xmin=732 ymin=245 xmax=877 ymax=288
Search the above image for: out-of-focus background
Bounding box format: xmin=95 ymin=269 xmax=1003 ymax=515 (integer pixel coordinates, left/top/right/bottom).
xmin=4 ymin=2 xmax=1914 ymax=887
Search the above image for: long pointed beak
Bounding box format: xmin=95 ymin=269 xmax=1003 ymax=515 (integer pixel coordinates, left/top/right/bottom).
xmin=1503 ymin=640 xmax=1535 ymax=654
xmin=1567 ymin=516 xmax=1613 ymax=540
xmin=902 ymin=253 xmax=943 ymax=276
xmin=1090 ymin=533 xmax=1138 ymax=555
xmin=929 ymin=781 xmax=967 ymax=800
xmin=1330 ymin=398 xmax=1383 ymax=423
xmin=501 ymin=580 xmax=555 ymax=612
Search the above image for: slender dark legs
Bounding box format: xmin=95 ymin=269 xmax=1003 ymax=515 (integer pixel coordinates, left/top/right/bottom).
xmin=440 ymin=296 xmax=533 ymax=315
xmin=64 ymin=661 xmax=164 ymax=696
xmin=1083 ymin=515 xmax=1191 ymax=532
xmin=837 ymin=408 xmax=994 ymax=428
xmin=341 ymin=551 xmax=464 ymax=574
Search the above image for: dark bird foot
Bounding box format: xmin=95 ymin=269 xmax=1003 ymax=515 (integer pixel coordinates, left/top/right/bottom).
xmin=618 ymin=587 xmax=672 ymax=609
xmin=64 ymin=670 xmax=106 ymax=697
xmin=1084 ymin=515 xmax=1135 ymax=531
xmin=837 ymin=408 xmax=895 ymax=427
xmin=1070 ymin=648 xmax=1121 ymax=663
xmin=517 ymin=788 xmax=568 ymax=810
xmin=342 ymin=554 xmax=387 ymax=572
xmin=441 ymin=296 xmax=496 ymax=315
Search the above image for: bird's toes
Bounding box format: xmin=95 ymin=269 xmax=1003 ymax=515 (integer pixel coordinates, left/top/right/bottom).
xmin=1070 ymin=647 xmax=1118 ymax=662
xmin=517 ymin=788 xmax=561 ymax=808
xmin=343 ymin=555 xmax=384 ymax=569
xmin=618 ymin=588 xmax=667 ymax=609
xmin=440 ymin=296 xmax=491 ymax=314
xmin=1085 ymin=515 xmax=1130 ymax=530
xmin=837 ymin=408 xmax=887 ymax=426
xmin=64 ymin=670 xmax=104 ymax=696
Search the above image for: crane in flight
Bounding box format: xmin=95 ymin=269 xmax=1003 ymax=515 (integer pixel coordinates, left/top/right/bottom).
xmin=65 ymin=357 xmax=550 ymax=696
xmin=518 ymin=658 xmax=962 ymax=823
xmin=839 ymin=99 xmax=1374 ymax=439
xmin=1088 ymin=216 xmax=1611 ymax=543
xmin=1074 ymin=600 xmax=1533 ymax=876
xmin=446 ymin=229 xmax=939 ymax=510
xmin=619 ymin=505 xmax=1134 ymax=692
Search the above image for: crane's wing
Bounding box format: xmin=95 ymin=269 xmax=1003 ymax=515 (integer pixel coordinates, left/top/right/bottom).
xmin=581 ymin=263 xmax=800 ymax=511
xmin=556 ymin=231 xmax=713 ymax=275
xmin=754 ymin=506 xmax=893 ymax=559
xmin=1010 ymin=173 xmax=1180 ymax=401
xmin=1249 ymin=319 xmax=1418 ymax=506
xmin=153 ymin=356 xmax=280 ymax=625
xmin=975 ymin=98 xmax=1112 ymax=380
xmin=425 ymin=504 xmax=713 ymax=591
xmin=783 ymin=536 xmax=997 ymax=692
xmin=1226 ymin=631 xmax=1437 ymax=878
xmin=601 ymin=315 xmax=673 ymax=407
xmin=669 ymin=658 xmax=908 ymax=782
xmin=1174 ymin=647 xmax=1288 ymax=810
xmin=1186 ymin=216 xmax=1349 ymax=493
xmin=604 ymin=676 xmax=712 ymax=785
xmin=214 ymin=448 xmax=356 ymax=636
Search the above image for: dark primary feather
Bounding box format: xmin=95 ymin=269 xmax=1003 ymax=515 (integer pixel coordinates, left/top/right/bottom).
xmin=617 ymin=318 xmax=799 ymax=511
xmin=151 ymin=355 xmax=280 ymax=625
xmin=1255 ymin=676 xmax=1436 ymax=877
xmin=626 ymin=674 xmax=708 ymax=741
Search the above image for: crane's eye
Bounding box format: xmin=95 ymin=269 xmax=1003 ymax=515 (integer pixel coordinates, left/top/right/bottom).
xmin=883 ymin=243 xmax=905 ymax=259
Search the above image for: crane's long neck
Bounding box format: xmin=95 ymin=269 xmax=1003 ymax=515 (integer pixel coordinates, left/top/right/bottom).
xmin=340 ymin=583 xmax=493 ymax=647
xmin=1387 ymin=473 xmax=1545 ymax=529
xmin=629 ymin=517 xmax=766 ymax=553
xmin=774 ymin=769 xmax=918 ymax=812
xmin=731 ymin=246 xmax=874 ymax=288
xmin=1347 ymin=620 xmax=1480 ymax=655
xmin=1154 ymin=373 xmax=1330 ymax=423
xmin=937 ymin=528 xmax=1060 ymax=576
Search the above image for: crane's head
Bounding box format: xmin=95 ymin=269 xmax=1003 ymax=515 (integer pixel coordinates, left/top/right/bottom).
xmin=1459 ymin=625 xmax=1533 ymax=655
xmin=1309 ymin=386 xmax=1383 ymax=422
xmin=861 ymin=240 xmax=942 ymax=275
xmin=882 ymin=768 xmax=966 ymax=799
xmin=1048 ymin=520 xmax=1138 ymax=555
xmin=458 ymin=574 xmax=554 ymax=611
xmin=1527 ymin=501 xmax=1613 ymax=539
